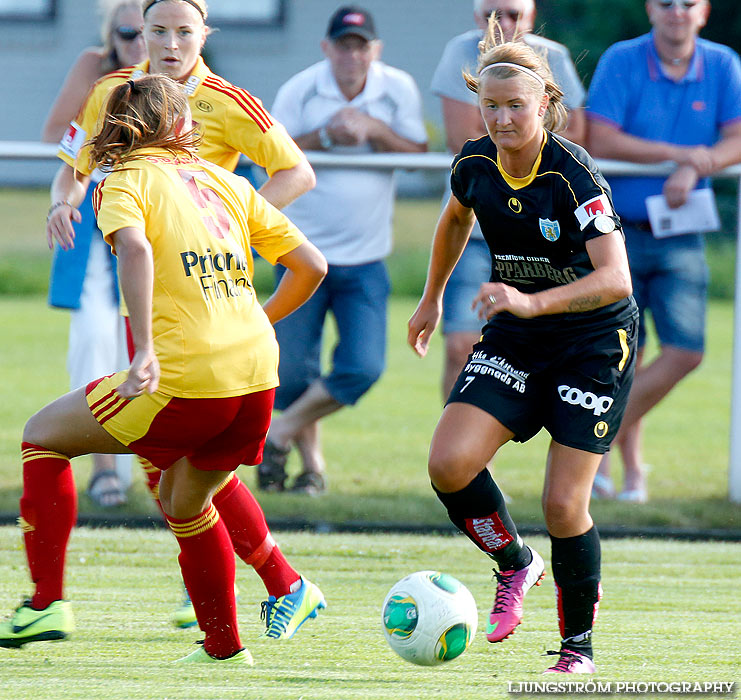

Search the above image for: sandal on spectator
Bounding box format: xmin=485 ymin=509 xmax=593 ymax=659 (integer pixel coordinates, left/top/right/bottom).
xmin=290 ymin=471 xmax=327 ymax=495
xmin=591 ymin=473 xmax=616 ymax=500
xmin=616 ymin=487 xmax=648 ymax=504
xmin=257 ymin=440 xmax=290 ymax=492
xmin=87 ymin=470 xmax=127 ymax=508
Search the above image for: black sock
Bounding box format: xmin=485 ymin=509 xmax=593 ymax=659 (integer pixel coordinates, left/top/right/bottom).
xmin=433 ymin=469 xmax=530 ymax=571
xmin=550 ymin=525 xmax=601 ymax=659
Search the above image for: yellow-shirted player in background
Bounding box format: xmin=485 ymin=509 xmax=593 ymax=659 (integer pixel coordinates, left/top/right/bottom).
xmin=0 ymin=74 xmax=327 ymax=663
xmin=44 ymin=0 xmax=316 ymax=630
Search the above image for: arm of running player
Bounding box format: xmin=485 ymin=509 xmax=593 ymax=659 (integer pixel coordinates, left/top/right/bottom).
xmin=112 ymin=226 xmax=160 ymax=398
xmin=257 ymin=159 xmax=316 ymax=210
xmin=474 ymin=231 xmax=632 ymax=320
xmin=407 ymin=195 xmax=476 ymax=357
xmin=46 ymin=163 xmax=90 ymax=250
xmin=261 ymin=240 xmax=327 ymax=325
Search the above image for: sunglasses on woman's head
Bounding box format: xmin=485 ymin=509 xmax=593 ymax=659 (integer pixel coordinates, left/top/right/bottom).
xmin=116 ymin=26 xmax=142 ymax=41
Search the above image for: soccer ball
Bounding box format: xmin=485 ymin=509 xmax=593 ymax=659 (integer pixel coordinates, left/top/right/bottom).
xmin=381 ymin=570 xmax=478 ymax=666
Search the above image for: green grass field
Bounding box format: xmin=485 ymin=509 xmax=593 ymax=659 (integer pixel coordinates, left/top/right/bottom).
xmin=0 ymin=527 xmax=738 ymax=700
xmin=0 ymin=294 xmax=738 ymax=531
xmin=0 ymin=187 xmax=739 ymax=531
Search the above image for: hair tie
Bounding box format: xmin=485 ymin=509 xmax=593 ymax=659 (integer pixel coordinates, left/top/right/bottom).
xmin=126 ymin=79 xmax=136 ymax=91
xmin=143 ymin=0 xmax=205 ymax=20
xmin=479 ymin=62 xmax=546 ymax=91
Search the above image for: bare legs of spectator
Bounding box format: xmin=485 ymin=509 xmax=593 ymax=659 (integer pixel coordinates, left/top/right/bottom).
xmin=87 ymin=453 xmax=127 ymax=507
xmin=294 ymin=422 xmax=326 ymax=479
xmin=596 ymin=345 xmax=703 ymax=502
xmin=268 ymin=380 xmax=342 ymax=491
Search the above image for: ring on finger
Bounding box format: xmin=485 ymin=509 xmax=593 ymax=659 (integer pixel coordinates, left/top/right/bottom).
xmin=488 ymin=294 xmax=497 ymax=304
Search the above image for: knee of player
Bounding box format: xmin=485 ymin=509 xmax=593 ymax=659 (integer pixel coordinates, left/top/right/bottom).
xmin=428 ymin=450 xmax=476 ymax=493
xmin=22 ymin=412 xmax=48 ymax=448
xmin=541 ymin=494 xmax=584 ymax=532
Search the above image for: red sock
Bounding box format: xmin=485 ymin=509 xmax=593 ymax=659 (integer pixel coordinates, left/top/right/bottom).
xmin=213 ymin=474 xmax=300 ymax=598
xmin=19 ymin=442 xmax=77 ymax=610
xmin=167 ymin=504 xmax=241 ymax=659
xmin=138 ymin=455 xmax=166 ymax=518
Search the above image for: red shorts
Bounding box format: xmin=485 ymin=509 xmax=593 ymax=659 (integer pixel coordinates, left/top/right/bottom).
xmin=86 ymin=371 xmax=274 ymax=471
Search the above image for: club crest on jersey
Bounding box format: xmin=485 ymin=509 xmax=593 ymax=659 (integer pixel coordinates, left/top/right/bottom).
xmin=574 ymin=194 xmax=613 ymax=230
xmin=539 ymin=218 xmax=560 ymax=242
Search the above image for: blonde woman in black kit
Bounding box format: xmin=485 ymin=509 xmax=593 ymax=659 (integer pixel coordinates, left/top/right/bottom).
xmin=408 ymin=21 xmax=638 ymax=674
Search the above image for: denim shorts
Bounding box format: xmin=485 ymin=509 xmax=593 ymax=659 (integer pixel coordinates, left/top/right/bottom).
xmin=623 ymin=224 xmax=708 ymax=352
xmin=442 ymin=237 xmax=492 ymax=335
xmin=273 ymin=260 xmax=390 ymax=408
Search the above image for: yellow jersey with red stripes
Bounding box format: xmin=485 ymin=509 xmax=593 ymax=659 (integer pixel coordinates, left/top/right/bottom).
xmin=59 ymin=57 xmax=304 ymax=176
xmin=93 ymin=147 xmax=306 ymax=399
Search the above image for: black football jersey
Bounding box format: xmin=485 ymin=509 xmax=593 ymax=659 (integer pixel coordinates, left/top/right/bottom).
xmin=451 ymin=130 xmax=637 ymax=333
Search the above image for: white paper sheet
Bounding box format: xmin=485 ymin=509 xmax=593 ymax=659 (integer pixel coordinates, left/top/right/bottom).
xmin=645 ymin=188 xmax=721 ymax=238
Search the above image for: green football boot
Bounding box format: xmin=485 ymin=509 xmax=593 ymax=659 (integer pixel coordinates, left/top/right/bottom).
xmin=175 ymin=644 xmax=254 ymax=665
xmin=0 ymin=599 xmax=74 ymax=648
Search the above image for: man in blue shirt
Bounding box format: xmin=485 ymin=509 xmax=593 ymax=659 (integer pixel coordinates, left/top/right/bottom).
xmin=586 ymin=0 xmax=741 ymax=502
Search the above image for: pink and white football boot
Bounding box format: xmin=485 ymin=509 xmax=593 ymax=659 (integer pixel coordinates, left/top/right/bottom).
xmin=543 ymin=648 xmax=596 ymax=674
xmin=486 ymin=547 xmax=545 ymax=643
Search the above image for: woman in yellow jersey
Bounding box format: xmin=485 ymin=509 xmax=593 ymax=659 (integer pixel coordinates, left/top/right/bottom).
xmin=44 ymin=0 xmax=147 ymax=508
xmin=1 ymin=75 xmax=327 ymax=663
xmin=44 ymin=0 xmax=316 ymax=628
xmin=47 ymin=0 xmax=314 ymax=246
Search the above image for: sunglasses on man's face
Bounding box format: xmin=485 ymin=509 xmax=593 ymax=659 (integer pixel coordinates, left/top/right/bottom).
xmin=115 ymin=26 xmax=142 ymax=41
xmin=485 ymin=9 xmax=522 ymax=22
xmin=655 ymin=0 xmax=701 ymax=10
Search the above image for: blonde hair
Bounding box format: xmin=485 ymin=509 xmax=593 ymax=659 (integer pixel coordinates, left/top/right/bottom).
xmin=99 ymin=0 xmax=143 ymax=73
xmin=142 ymin=0 xmax=208 ymax=21
xmin=463 ymin=16 xmax=568 ymax=133
xmin=88 ymin=74 xmax=199 ymax=170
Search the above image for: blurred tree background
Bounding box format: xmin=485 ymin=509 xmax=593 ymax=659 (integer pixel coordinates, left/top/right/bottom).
xmin=536 ymin=0 xmax=741 ymax=86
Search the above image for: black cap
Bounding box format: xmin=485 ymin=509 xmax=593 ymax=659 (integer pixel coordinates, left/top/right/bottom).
xmin=326 ymin=6 xmax=377 ymax=41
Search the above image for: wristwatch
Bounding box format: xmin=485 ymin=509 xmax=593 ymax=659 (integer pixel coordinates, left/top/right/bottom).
xmin=318 ymin=126 xmax=333 ymax=150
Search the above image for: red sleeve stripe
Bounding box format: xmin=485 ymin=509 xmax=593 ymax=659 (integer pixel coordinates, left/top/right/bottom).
xmin=204 ymin=74 xmax=273 ymax=127
xmin=105 ymin=69 xmax=132 ymax=80
xmin=92 ymin=181 xmax=103 ymax=217
xmin=202 ymin=76 xmax=274 ymax=133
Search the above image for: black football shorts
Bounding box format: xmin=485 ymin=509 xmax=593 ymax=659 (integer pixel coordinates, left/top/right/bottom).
xmin=447 ymin=319 xmax=638 ymax=454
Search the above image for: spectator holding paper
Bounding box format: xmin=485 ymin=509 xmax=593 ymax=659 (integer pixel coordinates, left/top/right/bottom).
xmin=586 ymin=0 xmax=741 ymax=502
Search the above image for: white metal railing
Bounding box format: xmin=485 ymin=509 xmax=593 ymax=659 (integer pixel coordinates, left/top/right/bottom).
xmin=2 ymin=141 xmax=741 ymax=502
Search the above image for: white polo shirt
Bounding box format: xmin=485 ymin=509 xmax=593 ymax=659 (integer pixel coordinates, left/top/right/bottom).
xmin=272 ymin=59 xmax=427 ymax=265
